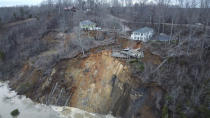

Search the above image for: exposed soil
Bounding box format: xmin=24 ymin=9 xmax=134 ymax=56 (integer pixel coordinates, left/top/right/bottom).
xmin=8 ymin=32 xmax=165 ymax=117
xmin=63 ymin=50 xmax=131 ymax=113
xmin=116 ymin=37 xmax=143 ymax=49
xmin=11 ymin=49 xmax=134 ymax=114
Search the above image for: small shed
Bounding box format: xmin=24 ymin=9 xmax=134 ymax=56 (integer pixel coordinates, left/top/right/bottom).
xmin=158 ymin=33 xmax=171 ymax=41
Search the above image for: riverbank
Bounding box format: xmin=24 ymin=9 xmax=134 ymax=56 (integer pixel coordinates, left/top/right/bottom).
xmin=0 ymin=82 xmax=115 ymax=118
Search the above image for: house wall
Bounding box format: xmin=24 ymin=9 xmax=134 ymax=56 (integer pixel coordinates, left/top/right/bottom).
xmin=80 ymin=24 xmax=96 ymax=30
xmin=131 ymin=31 xmax=153 ymax=42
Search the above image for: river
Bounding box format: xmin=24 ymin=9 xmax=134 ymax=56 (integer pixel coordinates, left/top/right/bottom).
xmin=0 ymin=82 xmax=115 ymax=118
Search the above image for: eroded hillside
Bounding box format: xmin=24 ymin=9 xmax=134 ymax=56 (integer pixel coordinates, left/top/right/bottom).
xmin=50 ymin=50 xmax=131 ymax=113
xmin=9 ymin=41 xmax=167 ymax=118
xmin=1 ymin=5 xmax=210 ymax=118
xmin=10 ymin=50 xmax=131 ymax=114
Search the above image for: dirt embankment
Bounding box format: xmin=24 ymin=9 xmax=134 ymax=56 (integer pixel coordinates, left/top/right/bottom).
xmin=9 ymin=31 xmax=165 ymax=117
xmin=10 ymin=48 xmax=165 ymax=118
xmin=116 ymin=37 xmax=142 ymax=49
xmin=3 ymin=18 xmax=37 ymax=28
xmin=11 ymin=50 xmax=133 ymax=114
xmin=64 ymin=50 xmax=131 ymax=113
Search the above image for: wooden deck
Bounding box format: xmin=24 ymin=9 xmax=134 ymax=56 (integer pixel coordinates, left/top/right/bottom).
xmin=111 ymin=49 xmax=144 ymax=59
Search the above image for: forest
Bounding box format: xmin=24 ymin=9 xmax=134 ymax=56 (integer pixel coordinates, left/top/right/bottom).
xmin=0 ymin=0 xmax=210 ymax=118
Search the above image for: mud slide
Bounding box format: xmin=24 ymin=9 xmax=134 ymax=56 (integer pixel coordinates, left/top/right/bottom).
xmin=51 ymin=50 xmax=131 ymax=114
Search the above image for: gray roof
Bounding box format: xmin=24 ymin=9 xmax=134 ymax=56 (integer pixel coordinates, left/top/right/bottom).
xmin=133 ymin=27 xmax=154 ymax=33
xmin=158 ymin=33 xmax=171 ymax=41
xmin=80 ymin=20 xmax=95 ymax=25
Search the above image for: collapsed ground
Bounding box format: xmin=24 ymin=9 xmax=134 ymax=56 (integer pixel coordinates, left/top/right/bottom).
xmin=0 ymin=11 xmax=210 ymax=118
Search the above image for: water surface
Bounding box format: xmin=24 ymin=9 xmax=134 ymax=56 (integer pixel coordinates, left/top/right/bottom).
xmin=0 ymin=82 xmax=115 ymax=118
xmin=0 ymin=82 xmax=61 ymax=118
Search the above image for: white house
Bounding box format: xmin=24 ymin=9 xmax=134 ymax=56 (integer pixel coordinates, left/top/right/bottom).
xmin=131 ymin=27 xmax=154 ymax=42
xmin=80 ymin=20 xmax=102 ymax=31
xmin=80 ymin=20 xmax=96 ymax=30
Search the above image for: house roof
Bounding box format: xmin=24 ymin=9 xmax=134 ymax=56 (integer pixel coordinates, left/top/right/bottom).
xmin=133 ymin=27 xmax=154 ymax=33
xmin=158 ymin=33 xmax=171 ymax=41
xmin=80 ymin=20 xmax=95 ymax=25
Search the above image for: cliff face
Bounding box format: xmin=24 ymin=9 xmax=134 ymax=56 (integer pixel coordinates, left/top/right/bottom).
xmin=10 ymin=50 xmax=133 ymax=115
xmin=10 ymin=48 xmax=166 ymax=118
xmin=53 ymin=50 xmax=131 ymax=114
xmin=9 ymin=39 xmax=210 ymax=118
xmin=1 ymin=22 xmax=145 ymax=117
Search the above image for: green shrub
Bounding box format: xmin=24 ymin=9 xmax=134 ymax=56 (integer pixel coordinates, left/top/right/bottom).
xmin=10 ymin=109 xmax=20 ymax=117
xmin=19 ymin=8 xmax=25 ymax=19
xmin=17 ymin=82 xmax=33 ymax=94
xmin=176 ymin=104 xmax=187 ymax=118
xmin=28 ymin=14 xmax=32 ymax=18
xmin=162 ymin=104 xmax=169 ymax=118
xmin=167 ymin=57 xmax=174 ymax=63
xmin=165 ymin=95 xmax=172 ymax=102
xmin=34 ymin=15 xmax=39 ymax=20
xmin=179 ymin=59 xmax=188 ymax=66
xmin=129 ymin=59 xmax=144 ymax=71
xmin=195 ymin=105 xmax=210 ymax=118
xmin=0 ymin=17 xmax=2 ymax=28
xmin=0 ymin=51 xmax=5 ymax=60
xmin=138 ymin=62 xmax=144 ymax=71
xmin=13 ymin=12 xmax=17 ymax=20
xmin=171 ymin=40 xmax=177 ymax=44
xmin=129 ymin=59 xmax=138 ymax=64
xmin=179 ymin=112 xmax=187 ymax=118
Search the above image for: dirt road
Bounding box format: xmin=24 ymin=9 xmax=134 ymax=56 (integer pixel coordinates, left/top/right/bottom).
xmin=108 ymin=14 xmax=131 ymax=32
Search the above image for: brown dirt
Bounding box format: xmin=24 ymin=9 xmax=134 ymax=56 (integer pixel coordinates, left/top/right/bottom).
xmin=56 ymin=50 xmax=131 ymax=113
xmin=42 ymin=32 xmax=57 ymax=41
xmin=142 ymin=49 xmax=162 ymax=65
xmin=116 ymin=37 xmax=143 ymax=49
xmin=3 ymin=18 xmax=37 ymax=28
xmin=84 ymin=31 xmax=110 ymax=39
xmin=11 ymin=63 xmax=43 ymax=98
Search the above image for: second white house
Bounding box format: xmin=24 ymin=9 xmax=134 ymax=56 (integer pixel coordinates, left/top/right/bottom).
xmin=131 ymin=27 xmax=154 ymax=42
